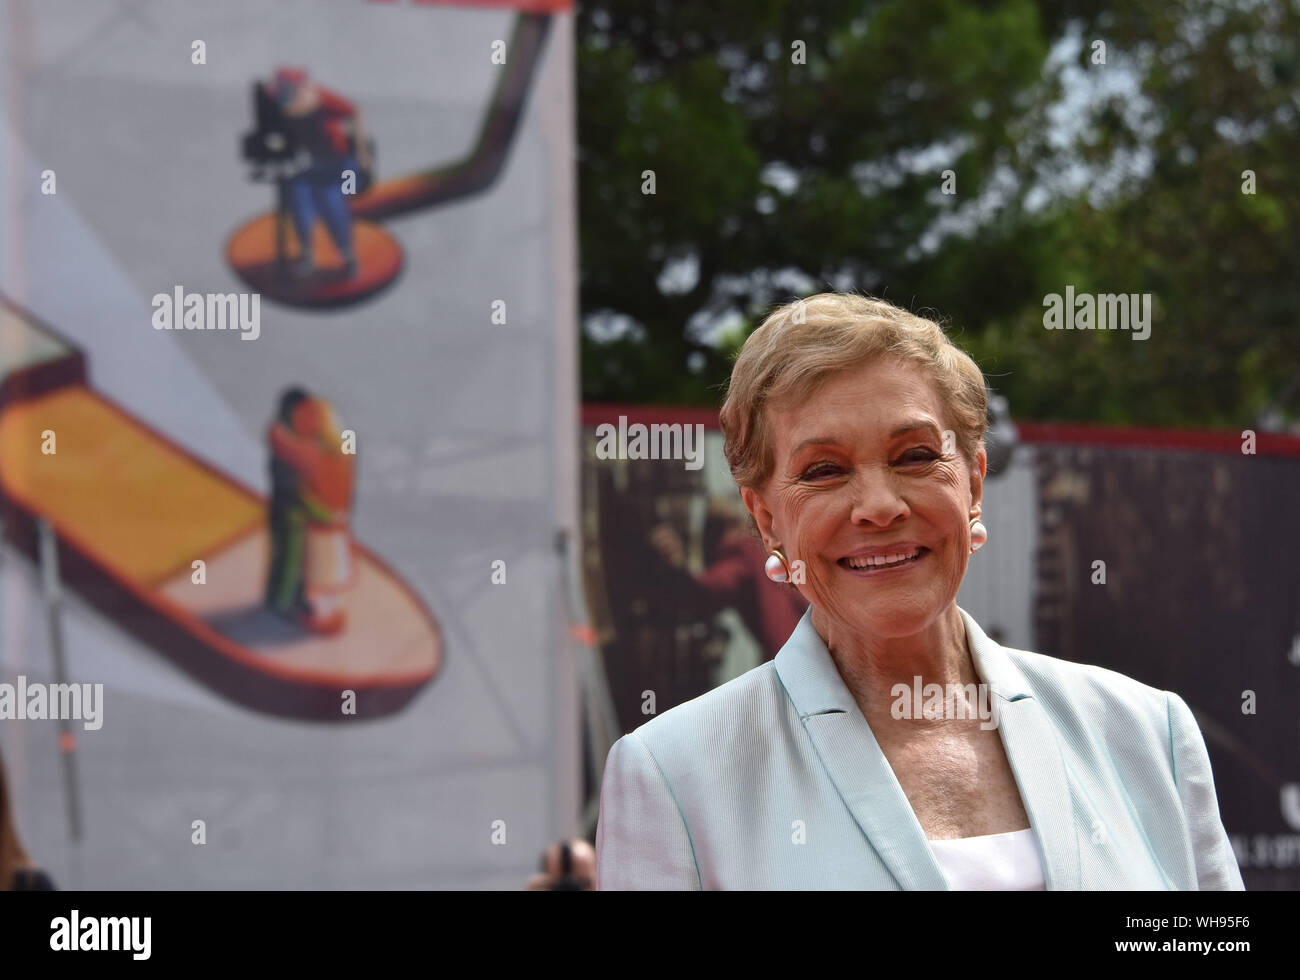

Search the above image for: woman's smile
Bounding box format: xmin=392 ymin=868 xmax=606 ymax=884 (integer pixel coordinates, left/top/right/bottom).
xmin=837 ymin=546 xmax=930 ymax=575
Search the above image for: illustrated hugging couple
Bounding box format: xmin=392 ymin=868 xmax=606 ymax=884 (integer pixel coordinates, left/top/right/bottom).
xmin=265 ymin=387 xmax=357 ymax=634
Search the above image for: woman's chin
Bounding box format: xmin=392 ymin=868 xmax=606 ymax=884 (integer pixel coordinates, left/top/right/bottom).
xmin=832 ymin=588 xmax=944 ymax=638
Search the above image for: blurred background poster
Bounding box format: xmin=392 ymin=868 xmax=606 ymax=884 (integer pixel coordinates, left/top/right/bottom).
xmin=0 ymin=0 xmax=581 ymax=888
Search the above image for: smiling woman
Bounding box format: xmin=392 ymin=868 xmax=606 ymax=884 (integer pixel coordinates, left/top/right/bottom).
xmin=594 ymin=291 xmax=1245 ymax=891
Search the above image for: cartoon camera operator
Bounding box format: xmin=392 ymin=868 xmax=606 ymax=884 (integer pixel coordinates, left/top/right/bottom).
xmin=255 ymin=68 xmax=373 ymax=280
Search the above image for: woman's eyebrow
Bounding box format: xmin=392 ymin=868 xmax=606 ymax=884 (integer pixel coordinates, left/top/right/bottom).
xmin=787 ymin=418 xmax=941 ymax=463
xmin=890 ymin=418 xmax=942 ymax=439
xmin=788 ymin=436 xmax=838 ymax=461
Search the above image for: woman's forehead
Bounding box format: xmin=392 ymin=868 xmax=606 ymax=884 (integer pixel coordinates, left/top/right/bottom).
xmin=773 ymin=361 xmax=947 ymax=444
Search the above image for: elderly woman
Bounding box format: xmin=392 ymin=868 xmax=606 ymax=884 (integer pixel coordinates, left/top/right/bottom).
xmin=594 ymin=292 xmax=1243 ymax=890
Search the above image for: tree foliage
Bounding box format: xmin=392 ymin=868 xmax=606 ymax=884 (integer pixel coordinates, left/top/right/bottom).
xmin=577 ymin=0 xmax=1300 ymax=428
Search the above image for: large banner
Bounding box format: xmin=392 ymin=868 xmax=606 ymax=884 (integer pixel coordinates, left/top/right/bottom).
xmin=0 ymin=0 xmax=579 ymax=889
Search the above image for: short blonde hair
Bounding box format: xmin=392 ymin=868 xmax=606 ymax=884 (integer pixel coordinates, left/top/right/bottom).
xmin=719 ymin=292 xmax=987 ymax=490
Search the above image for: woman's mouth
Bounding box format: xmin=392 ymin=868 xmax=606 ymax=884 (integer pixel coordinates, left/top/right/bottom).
xmin=837 ymin=547 xmax=929 ymax=574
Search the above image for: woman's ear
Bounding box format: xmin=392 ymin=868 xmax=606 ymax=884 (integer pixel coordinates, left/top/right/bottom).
xmin=740 ymin=486 xmax=778 ymax=551
xmin=969 ymin=445 xmax=987 ymax=517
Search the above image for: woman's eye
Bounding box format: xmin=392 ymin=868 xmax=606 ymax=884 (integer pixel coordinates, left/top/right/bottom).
xmin=900 ymin=448 xmax=938 ymax=464
xmin=800 ymin=463 xmax=840 ymax=480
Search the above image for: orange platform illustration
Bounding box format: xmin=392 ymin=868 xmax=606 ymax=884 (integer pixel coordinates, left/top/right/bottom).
xmin=0 ymin=296 xmax=442 ymax=720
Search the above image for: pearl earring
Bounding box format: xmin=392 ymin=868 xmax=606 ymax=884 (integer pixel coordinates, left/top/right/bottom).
xmin=765 ymin=549 xmax=792 ymax=583
xmin=969 ymin=517 xmax=987 ymax=554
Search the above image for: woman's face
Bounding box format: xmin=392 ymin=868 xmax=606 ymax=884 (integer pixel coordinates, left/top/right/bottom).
xmin=741 ymin=357 xmax=985 ymax=639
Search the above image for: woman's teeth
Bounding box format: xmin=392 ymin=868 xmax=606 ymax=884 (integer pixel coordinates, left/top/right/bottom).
xmin=840 ymin=548 xmax=924 ymax=570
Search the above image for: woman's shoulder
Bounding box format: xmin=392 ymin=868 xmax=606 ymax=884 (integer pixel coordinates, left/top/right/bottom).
xmin=998 ymin=641 xmax=1176 ymax=729
xmin=624 ymin=660 xmax=787 ymax=762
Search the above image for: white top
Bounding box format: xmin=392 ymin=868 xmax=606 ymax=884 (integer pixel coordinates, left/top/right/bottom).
xmin=928 ymin=828 xmax=1046 ymax=890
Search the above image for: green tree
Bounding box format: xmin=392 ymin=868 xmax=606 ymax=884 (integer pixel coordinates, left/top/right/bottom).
xmin=578 ymin=0 xmax=1054 ymax=403
xmin=982 ymin=0 xmax=1300 ymax=427
xmin=578 ymin=0 xmax=1300 ymax=429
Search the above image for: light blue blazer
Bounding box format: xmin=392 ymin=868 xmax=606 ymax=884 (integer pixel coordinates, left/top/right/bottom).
xmin=595 ymin=606 xmax=1244 ymax=890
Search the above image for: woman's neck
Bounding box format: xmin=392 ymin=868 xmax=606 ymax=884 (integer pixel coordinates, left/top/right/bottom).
xmin=811 ymin=603 xmax=981 ymax=724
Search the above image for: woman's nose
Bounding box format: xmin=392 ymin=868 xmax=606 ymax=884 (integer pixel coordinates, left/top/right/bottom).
xmin=848 ymin=467 xmax=910 ymax=526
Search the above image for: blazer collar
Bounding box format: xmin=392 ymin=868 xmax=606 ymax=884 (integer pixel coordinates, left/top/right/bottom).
xmin=773 ymin=605 xmax=1080 ymax=890
xmin=774 ymin=605 xmax=1033 ymax=716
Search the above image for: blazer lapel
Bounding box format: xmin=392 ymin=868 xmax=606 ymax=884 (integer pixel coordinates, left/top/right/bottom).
xmin=775 ymin=608 xmax=948 ymax=890
xmin=961 ymin=609 xmax=1081 ymax=890
xmin=774 ymin=605 xmax=1082 ymax=890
